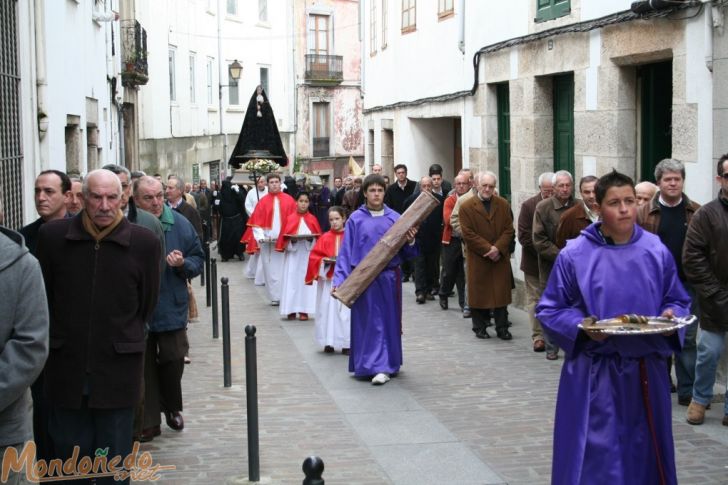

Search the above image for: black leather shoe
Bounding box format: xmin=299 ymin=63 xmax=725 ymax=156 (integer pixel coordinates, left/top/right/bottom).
xmin=165 ymin=411 xmax=184 ymax=431
xmin=476 ymin=328 xmax=490 ymax=339
xmin=416 ymin=294 xmax=426 ymax=304
xmin=497 ymin=329 xmax=513 ymax=341
xmin=139 ymin=425 xmax=161 ymax=442
xmin=425 ymin=293 xmax=435 ymax=301
xmin=439 ymin=297 xmax=448 ymax=310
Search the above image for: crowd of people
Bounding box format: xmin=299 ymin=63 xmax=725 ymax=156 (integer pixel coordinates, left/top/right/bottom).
xmin=2 ymin=155 xmax=728 ymax=484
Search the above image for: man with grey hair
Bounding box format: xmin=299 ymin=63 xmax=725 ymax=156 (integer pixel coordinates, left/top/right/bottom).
xmin=372 ymin=163 xmax=383 ymax=175
xmin=167 ymin=175 xmax=203 ymax=242
xmin=517 ymin=171 xmax=554 ymax=352
xmin=459 ymin=171 xmax=515 ymax=340
xmin=133 ymin=176 xmax=203 ymax=442
xmin=36 ymin=169 xmax=160 ymax=474
xmin=638 ymin=158 xmax=701 ymax=406
xmin=635 ymin=180 xmax=658 ymax=207
xmin=533 ymin=169 xmax=575 ymax=360
xmin=450 ymin=168 xmax=477 ymax=318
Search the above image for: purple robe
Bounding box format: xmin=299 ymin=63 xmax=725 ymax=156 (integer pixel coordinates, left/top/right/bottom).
xmin=536 ymin=223 xmax=690 ymax=485
xmin=333 ymin=205 xmax=418 ymax=377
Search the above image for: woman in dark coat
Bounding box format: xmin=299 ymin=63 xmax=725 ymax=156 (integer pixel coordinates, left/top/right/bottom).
xmin=218 ymin=178 xmax=247 ymax=261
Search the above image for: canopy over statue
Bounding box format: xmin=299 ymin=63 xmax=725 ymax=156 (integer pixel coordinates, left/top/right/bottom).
xmin=228 ymin=85 xmax=288 ymax=168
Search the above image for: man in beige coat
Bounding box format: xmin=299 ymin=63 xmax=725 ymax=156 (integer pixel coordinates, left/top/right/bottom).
xmin=459 ymin=171 xmax=515 ymax=340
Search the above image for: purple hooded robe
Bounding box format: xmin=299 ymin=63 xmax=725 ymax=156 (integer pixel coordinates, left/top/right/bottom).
xmin=333 ymin=205 xmax=418 ymax=377
xmin=536 ymin=223 xmax=690 ymax=485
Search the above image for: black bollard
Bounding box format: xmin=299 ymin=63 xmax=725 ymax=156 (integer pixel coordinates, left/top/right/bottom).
xmin=221 ymin=277 xmax=231 ymax=388
xmin=245 ymin=325 xmax=260 ymax=482
xmin=205 ymin=240 xmax=211 ymax=306
xmin=302 ymin=456 xmax=324 ymax=485
xmin=211 ymin=258 xmax=219 ymax=339
xmin=200 ymin=222 xmax=207 ymax=287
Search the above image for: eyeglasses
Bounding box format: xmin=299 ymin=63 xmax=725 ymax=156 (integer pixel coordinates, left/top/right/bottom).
xmin=721 ymin=173 xmax=728 ymax=180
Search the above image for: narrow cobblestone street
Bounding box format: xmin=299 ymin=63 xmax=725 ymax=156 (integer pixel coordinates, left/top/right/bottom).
xmin=142 ymin=257 xmax=728 ymax=484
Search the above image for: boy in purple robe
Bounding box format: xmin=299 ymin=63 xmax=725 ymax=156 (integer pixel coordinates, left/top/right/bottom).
xmin=536 ymin=170 xmax=691 ymax=485
xmin=333 ymin=174 xmax=418 ymax=385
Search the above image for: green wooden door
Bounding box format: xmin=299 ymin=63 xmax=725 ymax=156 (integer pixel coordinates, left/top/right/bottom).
xmin=639 ymin=61 xmax=672 ymax=182
xmin=496 ymin=83 xmax=511 ymax=202
xmin=553 ymin=73 xmax=574 ymax=174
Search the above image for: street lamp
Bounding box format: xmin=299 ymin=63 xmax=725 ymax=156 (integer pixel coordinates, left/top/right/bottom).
xmin=219 ymin=60 xmax=243 ymax=180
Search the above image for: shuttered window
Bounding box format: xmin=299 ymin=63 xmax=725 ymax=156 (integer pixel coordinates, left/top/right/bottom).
xmin=535 ymin=0 xmax=570 ymax=22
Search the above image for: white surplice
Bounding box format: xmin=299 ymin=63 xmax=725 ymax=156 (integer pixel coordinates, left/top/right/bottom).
xmin=279 ymin=219 xmax=318 ymax=315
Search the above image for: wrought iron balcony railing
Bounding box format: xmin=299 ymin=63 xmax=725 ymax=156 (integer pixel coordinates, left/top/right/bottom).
xmin=121 ymin=20 xmax=149 ymax=87
xmin=305 ymin=54 xmax=343 ymax=85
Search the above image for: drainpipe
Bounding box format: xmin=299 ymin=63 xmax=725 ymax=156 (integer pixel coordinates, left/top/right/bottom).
xmin=704 ymin=0 xmax=713 ymax=73
xmin=457 ymin=0 xmax=465 ymax=54
xmin=217 ymin=0 xmax=227 ymax=177
xmin=34 ymin=0 xmax=48 ymax=142
xmin=290 ymin=0 xmax=297 ymax=169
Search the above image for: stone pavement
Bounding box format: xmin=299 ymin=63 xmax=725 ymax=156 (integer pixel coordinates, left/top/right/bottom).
xmin=142 ymin=257 xmax=728 ymax=484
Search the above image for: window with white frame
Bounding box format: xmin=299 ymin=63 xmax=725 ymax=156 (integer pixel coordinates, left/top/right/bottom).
xmin=168 ymin=47 xmax=176 ymax=102
xmin=312 ymin=102 xmax=330 ymax=157
xmin=260 ymin=67 xmax=269 ymax=98
xmin=207 ymin=57 xmax=214 ymax=105
xmin=370 ymin=1 xmax=377 ymax=55
xmin=227 ymin=0 xmax=237 ymax=16
xmin=308 ymin=14 xmax=330 ymax=55
xmin=259 ymin=0 xmax=268 ymax=22
xmin=438 ymin=0 xmax=454 ymax=18
xmin=401 ymin=0 xmax=416 ymax=32
xmin=189 ymin=53 xmax=196 ymax=103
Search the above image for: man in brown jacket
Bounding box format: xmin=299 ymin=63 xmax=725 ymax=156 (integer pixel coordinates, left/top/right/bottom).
xmin=555 ymin=175 xmax=599 ymax=249
xmin=36 ymin=170 xmax=161 ymax=481
xmin=683 ymin=153 xmax=728 ymax=425
xmin=517 ymin=172 xmax=553 ymax=352
xmin=459 ymin=172 xmax=515 ymax=340
xmin=637 ymin=158 xmax=701 ymax=407
xmin=533 ymin=170 xmax=575 ymax=360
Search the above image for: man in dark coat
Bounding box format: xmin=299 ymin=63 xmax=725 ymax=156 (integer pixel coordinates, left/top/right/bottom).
xmin=36 ymin=170 xmax=161 ymax=481
xmin=167 ymin=176 xmax=204 ymax=243
xmin=404 ymin=176 xmax=444 ymax=304
xmin=385 ymin=164 xmax=417 ymax=281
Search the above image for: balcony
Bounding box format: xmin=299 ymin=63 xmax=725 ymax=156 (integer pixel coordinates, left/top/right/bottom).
xmin=304 ymin=54 xmax=343 ymax=85
xmin=121 ymin=20 xmax=149 ymax=87
xmin=312 ymin=137 xmax=330 ymax=157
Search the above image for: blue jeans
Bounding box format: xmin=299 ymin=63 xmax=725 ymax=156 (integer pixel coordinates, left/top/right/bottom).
xmin=675 ymin=284 xmax=699 ymax=399
xmin=692 ymin=328 xmax=728 ymax=414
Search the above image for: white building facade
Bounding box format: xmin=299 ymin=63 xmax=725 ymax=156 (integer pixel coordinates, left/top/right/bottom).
xmin=4 ymin=0 xmax=125 ymax=228
xmin=362 ymin=0 xmax=725 ymax=300
xmin=136 ymin=0 xmax=295 ymax=184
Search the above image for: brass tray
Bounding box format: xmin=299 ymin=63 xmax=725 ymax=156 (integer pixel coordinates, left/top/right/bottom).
xmin=578 ymin=314 xmax=696 ymax=335
xmin=323 ymin=257 xmax=337 ymax=264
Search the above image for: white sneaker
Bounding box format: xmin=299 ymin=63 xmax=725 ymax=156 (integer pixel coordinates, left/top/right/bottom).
xmin=371 ymin=373 xmax=390 ymax=385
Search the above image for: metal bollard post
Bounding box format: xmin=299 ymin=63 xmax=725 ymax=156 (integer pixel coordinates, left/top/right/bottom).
xmin=205 ymin=240 xmax=211 ymax=306
xmin=211 ymin=259 xmax=219 ymax=339
xmin=200 ymin=222 xmax=207 ymax=287
xmin=221 ymin=277 xmax=231 ymax=388
xmin=245 ymin=325 xmax=260 ymax=482
xmin=302 ymin=456 xmax=324 ymax=485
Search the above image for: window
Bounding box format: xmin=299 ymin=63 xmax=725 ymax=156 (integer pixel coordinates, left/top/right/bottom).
xmin=312 ymin=102 xmax=330 ymax=157
xmin=228 ymin=68 xmax=239 ymax=105
xmin=308 ymin=14 xmax=330 ymax=55
xmin=258 ymin=0 xmax=267 ymax=22
xmin=382 ymin=0 xmax=388 ymax=48
xmin=260 ymin=67 xmax=269 ymax=98
xmin=189 ymin=53 xmax=196 ymax=103
xmin=438 ymin=0 xmax=453 ymax=18
xmin=370 ymin=1 xmax=377 ymax=55
xmin=168 ymin=47 xmax=176 ymax=102
xmin=401 ymin=0 xmax=416 ymax=32
xmin=206 ymin=57 xmax=214 ymax=105
xmin=227 ymin=0 xmax=237 ymax=15
xmin=535 ymin=0 xmax=570 ymax=22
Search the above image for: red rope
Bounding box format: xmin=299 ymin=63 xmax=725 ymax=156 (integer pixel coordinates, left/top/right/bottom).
xmin=639 ymin=358 xmax=668 ymax=485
